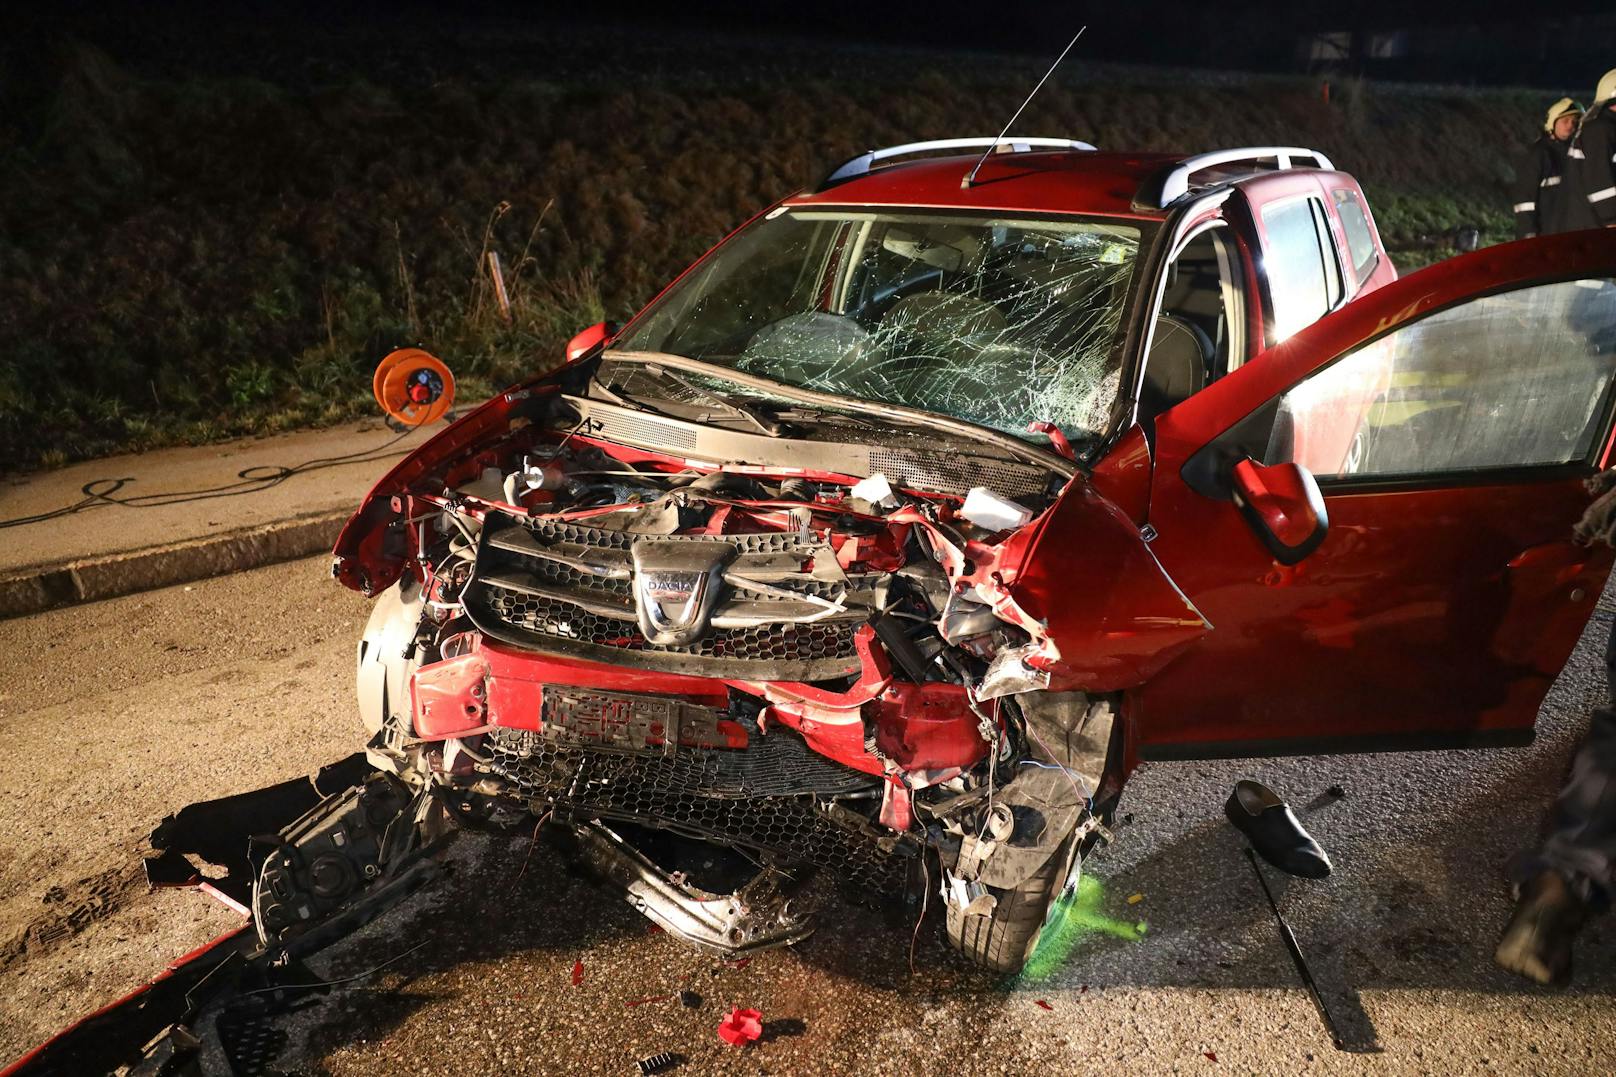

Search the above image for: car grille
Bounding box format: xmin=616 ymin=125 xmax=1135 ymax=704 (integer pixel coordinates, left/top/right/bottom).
xmin=485 ymin=726 xmax=914 ymax=892
xmin=461 ymin=513 xmax=868 ymax=679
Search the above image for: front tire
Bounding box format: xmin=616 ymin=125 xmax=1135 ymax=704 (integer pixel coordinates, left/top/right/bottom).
xmin=946 ymin=834 xmax=1078 ymax=974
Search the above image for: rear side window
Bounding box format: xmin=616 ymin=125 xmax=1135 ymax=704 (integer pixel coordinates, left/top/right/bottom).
xmin=1331 ymin=188 xmax=1379 ymax=285
xmin=1260 ymin=196 xmax=1343 ymax=341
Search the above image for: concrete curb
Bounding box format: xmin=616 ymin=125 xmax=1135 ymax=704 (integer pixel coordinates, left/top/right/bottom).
xmin=0 ymin=509 xmax=351 ymax=620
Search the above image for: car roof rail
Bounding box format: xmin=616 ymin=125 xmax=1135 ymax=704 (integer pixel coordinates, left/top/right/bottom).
xmin=1137 ymin=146 xmax=1337 ymax=210
xmin=818 ymin=137 xmax=1098 ymax=189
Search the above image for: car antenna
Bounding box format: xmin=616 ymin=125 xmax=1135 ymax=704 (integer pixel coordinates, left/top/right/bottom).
xmin=962 ymin=25 xmax=1087 ymax=190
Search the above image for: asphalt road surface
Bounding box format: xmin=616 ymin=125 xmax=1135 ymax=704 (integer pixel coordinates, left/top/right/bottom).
xmin=3 ymin=556 xmax=1615 ymax=1074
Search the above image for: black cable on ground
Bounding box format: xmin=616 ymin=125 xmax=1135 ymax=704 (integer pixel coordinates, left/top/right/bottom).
xmin=0 ymin=414 xmax=434 ymax=531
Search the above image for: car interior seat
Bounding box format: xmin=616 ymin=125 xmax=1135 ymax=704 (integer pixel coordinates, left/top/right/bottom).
xmin=1137 ymin=313 xmax=1213 ymax=435
xmin=738 ymin=311 xmax=870 ymax=389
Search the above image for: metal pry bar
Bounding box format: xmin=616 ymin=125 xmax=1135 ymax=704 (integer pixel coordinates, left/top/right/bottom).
xmin=1245 ymin=847 xmax=1345 ymax=1050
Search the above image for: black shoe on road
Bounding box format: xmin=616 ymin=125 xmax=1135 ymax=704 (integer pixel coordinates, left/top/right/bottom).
xmin=1495 ymin=870 xmax=1585 ymax=986
xmin=1224 ymin=779 xmax=1332 ymax=879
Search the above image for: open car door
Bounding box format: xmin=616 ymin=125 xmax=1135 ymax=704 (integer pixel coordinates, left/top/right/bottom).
xmin=1137 ymin=228 xmax=1616 ymax=759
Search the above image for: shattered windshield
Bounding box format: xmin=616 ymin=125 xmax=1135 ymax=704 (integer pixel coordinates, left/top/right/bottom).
xmin=613 ymin=208 xmax=1145 ymax=445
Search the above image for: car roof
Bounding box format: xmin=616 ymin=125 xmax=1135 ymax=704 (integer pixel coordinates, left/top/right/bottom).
xmin=784 ymin=147 xmax=1341 ymax=222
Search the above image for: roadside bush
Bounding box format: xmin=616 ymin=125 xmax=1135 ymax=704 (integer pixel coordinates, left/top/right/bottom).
xmin=0 ymin=31 xmax=1554 ymax=468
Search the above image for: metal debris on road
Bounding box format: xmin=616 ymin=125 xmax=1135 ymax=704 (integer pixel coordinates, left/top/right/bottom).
xmin=1244 ymin=848 xmax=1344 ymax=1050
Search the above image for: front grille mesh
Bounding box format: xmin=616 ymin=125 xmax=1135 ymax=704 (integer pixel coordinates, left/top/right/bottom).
xmin=462 ymin=512 xmax=866 ymax=678
xmin=485 ymin=589 xmax=857 ymax=662
xmin=485 ymin=727 xmax=913 ymax=892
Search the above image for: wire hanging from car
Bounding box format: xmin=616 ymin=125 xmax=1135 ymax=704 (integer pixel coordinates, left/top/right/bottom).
xmin=237 ymin=940 xmax=429 ymax=998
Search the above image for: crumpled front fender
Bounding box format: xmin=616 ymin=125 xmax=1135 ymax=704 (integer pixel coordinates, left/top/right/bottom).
xmin=1011 ymin=480 xmax=1212 ymax=693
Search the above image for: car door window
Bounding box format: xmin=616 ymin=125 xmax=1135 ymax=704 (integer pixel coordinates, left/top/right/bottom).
xmin=1265 ymin=278 xmax=1616 ymax=479
xmin=1331 ymin=188 xmax=1380 ymax=287
xmin=1260 ymin=196 xmax=1343 ymax=341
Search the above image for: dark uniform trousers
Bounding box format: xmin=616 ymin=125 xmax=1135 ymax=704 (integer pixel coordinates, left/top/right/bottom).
xmin=1517 ymin=616 xmax=1616 ymax=906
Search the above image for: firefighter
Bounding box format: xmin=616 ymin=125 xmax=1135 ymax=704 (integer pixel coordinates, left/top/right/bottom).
xmin=1573 ymin=68 xmax=1616 ymax=229
xmin=1515 ymin=98 xmax=1584 ymax=238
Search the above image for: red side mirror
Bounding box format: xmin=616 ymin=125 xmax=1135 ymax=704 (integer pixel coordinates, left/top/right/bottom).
xmin=1230 ymin=458 xmax=1329 ymax=565
xmin=565 ymin=321 xmax=618 ymax=363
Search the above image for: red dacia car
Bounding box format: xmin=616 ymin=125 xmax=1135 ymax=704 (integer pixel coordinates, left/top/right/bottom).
xmin=300 ymin=140 xmax=1616 ymax=975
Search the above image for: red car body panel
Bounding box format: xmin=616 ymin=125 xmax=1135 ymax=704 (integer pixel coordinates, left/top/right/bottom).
xmin=1139 ymin=228 xmax=1616 ymax=757
xmin=1011 ymin=479 xmax=1210 ymax=692
xmin=786 ymin=151 xmax=1179 ymax=220
xmin=332 ymin=156 xmax=1616 ymax=781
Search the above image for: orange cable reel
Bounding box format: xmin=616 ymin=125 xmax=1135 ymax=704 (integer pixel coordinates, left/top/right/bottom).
xmin=373 ymin=348 xmax=456 ymax=426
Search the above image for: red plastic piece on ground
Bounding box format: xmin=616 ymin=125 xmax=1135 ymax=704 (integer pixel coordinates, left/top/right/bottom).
xmin=571 ymin=959 xmax=583 ymax=987
xmin=717 ymin=1007 xmax=763 ymax=1046
xmin=1204 ymin=1051 xmax=1218 ymax=1062
xmin=1034 ymin=999 xmax=1054 ymax=1011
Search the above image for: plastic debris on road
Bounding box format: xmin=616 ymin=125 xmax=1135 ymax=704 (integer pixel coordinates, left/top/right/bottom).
xmin=1034 ymin=999 xmax=1054 ymax=1011
xmin=570 ymin=959 xmax=584 ymax=987
xmin=636 ymin=1051 xmax=681 ymax=1075
xmin=1127 ymin=892 xmax=1144 ymax=905
xmin=717 ymin=1007 xmax=764 ymax=1046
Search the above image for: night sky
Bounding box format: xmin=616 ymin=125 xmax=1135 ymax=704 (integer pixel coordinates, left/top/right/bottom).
xmin=12 ymin=1 xmax=1616 ymax=86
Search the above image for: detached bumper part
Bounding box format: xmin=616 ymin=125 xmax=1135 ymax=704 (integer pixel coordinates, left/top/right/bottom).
xmin=254 ymin=772 xmax=444 ymax=955
xmin=569 ymin=823 xmax=815 ymax=955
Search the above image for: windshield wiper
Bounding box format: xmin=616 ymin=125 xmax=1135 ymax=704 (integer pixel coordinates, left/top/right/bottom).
xmin=624 ymin=363 xmax=783 ymax=438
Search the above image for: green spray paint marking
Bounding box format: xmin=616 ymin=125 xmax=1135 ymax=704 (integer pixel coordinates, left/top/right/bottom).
xmin=1018 ymin=874 xmax=1146 ymax=982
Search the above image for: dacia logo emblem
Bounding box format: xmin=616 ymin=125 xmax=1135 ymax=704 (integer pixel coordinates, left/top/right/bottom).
xmin=629 ymin=539 xmax=735 ymax=646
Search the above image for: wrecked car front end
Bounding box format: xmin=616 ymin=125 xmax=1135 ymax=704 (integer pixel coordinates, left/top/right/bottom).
xmin=310 ymin=203 xmax=1210 ymax=972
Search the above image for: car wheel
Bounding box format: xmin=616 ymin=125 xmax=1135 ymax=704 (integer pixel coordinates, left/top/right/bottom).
xmin=946 ymin=832 xmax=1079 ymax=974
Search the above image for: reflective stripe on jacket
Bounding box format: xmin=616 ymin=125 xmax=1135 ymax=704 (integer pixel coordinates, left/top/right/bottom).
xmin=1515 ymin=135 xmax=1577 ymax=237
xmin=1574 ymin=103 xmax=1616 ymax=228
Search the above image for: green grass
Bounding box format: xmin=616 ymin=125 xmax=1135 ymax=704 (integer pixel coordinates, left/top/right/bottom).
xmin=0 ymin=33 xmax=1557 ymax=468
